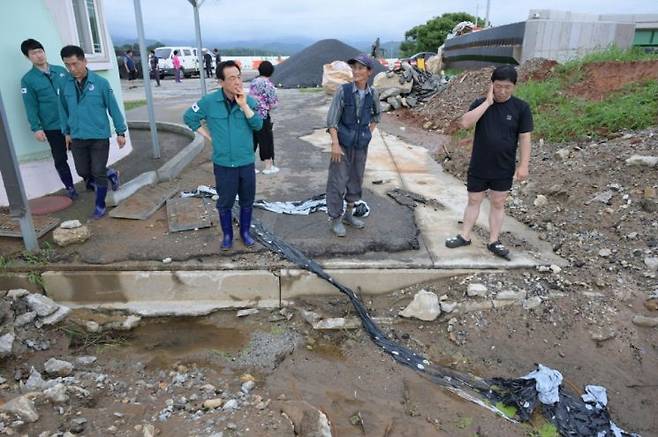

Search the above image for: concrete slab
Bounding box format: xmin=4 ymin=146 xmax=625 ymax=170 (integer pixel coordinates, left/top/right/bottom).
xmin=109 ymin=182 xmax=180 ymax=220
xmin=106 ymin=171 xmax=158 ymax=207
xmin=280 ymin=268 xmax=473 ymax=298
xmin=42 ymin=270 xmax=280 ymax=305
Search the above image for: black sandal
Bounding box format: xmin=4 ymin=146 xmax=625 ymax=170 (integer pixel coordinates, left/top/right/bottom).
xmin=446 ymin=234 xmax=471 ymax=248
xmin=487 ymin=240 xmax=510 ymax=259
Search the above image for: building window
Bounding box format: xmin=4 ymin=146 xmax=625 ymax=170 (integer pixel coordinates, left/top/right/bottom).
xmin=72 ymin=0 xmax=103 ymax=55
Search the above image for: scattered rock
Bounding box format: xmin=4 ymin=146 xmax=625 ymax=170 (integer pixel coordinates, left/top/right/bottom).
xmin=143 ymin=424 xmax=156 ymax=437
xmin=300 ymin=310 xmax=360 ymax=330
xmin=23 ymin=367 xmax=47 ymax=392
xmin=162 ymin=257 xmax=172 ymax=264
xmin=14 ymin=311 xmax=37 ymax=327
xmin=85 ymin=321 xmax=101 ymax=333
xmin=496 ymin=290 xmax=526 ymax=300
xmin=44 ymin=383 xmax=69 ymax=404
xmin=44 ymin=358 xmax=74 ymax=377
xmin=60 ymin=219 xmax=82 ymax=229
xmin=632 ymin=315 xmax=658 ymax=328
xmin=555 ymin=148 xmax=571 ymax=160
xmin=53 ymin=225 xmax=91 ymax=247
xmin=533 ymin=194 xmax=548 ymax=207
xmin=76 ymin=356 xmax=97 ymax=366
xmin=40 ymin=305 xmax=71 ymax=326
xmin=236 ymin=308 xmax=259 ymax=317
xmin=399 ymin=289 xmax=441 ymax=321
xmin=590 ymin=330 xmax=616 ymax=342
xmin=7 ymin=289 xmax=30 ymax=299
xmin=0 ymin=395 xmax=39 ymax=423
xmin=644 ymin=299 xmax=658 ymax=311
xmin=598 ymin=248 xmax=612 ymax=258
xmin=277 ymin=400 xmax=332 ymax=437
xmin=523 ymin=296 xmax=543 ymax=310
xmin=466 ymin=283 xmax=488 ymax=297
xmin=70 ymin=417 xmax=87 ymax=434
xmin=439 ymin=301 xmax=457 ymax=313
xmin=625 ymin=155 xmax=658 ymax=168
xmin=644 ymin=257 xmax=658 ymax=272
xmin=588 ymin=190 xmax=614 ymax=205
xmin=203 ymin=399 xmax=223 ymax=410
xmin=241 ymin=380 xmax=255 ymax=394
xmin=223 ymin=399 xmax=238 ymax=411
xmin=25 ymin=294 xmax=59 ymax=317
xmin=0 ymin=332 xmax=15 ymax=358
xmin=550 ymin=265 xmax=562 ymax=274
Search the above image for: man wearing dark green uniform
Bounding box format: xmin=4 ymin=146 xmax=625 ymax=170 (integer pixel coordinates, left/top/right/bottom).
xmin=20 ymin=39 xmax=78 ymax=199
xmin=59 ymin=45 xmax=127 ymax=219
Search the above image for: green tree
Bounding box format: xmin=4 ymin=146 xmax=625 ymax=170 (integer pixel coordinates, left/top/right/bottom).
xmin=400 ymin=12 xmax=485 ymax=56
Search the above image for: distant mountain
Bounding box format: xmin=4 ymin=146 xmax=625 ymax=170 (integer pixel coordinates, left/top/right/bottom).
xmin=110 ymin=33 xmax=402 ymax=57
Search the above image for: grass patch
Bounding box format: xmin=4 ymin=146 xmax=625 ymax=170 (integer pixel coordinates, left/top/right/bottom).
xmin=57 ymin=323 xmax=128 ymax=351
xmin=124 ymin=99 xmax=147 ymax=111
xmin=494 ymin=402 xmax=518 ymax=418
xmin=515 ymin=47 xmax=658 ymax=142
xmin=298 ymin=87 xmax=323 ymax=93
xmin=516 ymin=79 xmax=658 ymax=142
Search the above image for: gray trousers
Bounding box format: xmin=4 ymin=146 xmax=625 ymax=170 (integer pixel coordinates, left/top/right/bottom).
xmin=71 ymin=139 xmax=110 ymax=188
xmin=326 ymin=145 xmax=368 ymax=219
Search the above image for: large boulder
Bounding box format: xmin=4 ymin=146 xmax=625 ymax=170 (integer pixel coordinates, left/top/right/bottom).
xmin=322 ymin=61 xmax=353 ymax=95
xmin=373 ymin=71 xmax=413 ymax=98
xmin=53 ymin=225 xmax=90 ymax=247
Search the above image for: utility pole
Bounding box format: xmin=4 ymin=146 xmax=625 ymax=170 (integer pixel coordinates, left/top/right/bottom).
xmin=188 ymin=0 xmax=207 ymax=96
xmin=475 ymin=3 xmax=479 ymax=27
xmin=485 ymin=0 xmax=491 ymax=27
xmin=133 ymin=0 xmax=161 ymax=159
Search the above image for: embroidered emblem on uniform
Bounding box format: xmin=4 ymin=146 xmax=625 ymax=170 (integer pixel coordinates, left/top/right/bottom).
xmin=88 ymin=84 xmax=95 ymax=91
xmin=192 ymin=103 xmax=200 ymax=112
xmin=506 ymin=114 xmax=512 ymax=121
xmin=21 ymin=88 xmax=27 ymax=94
xmin=60 ymin=73 xmax=65 ymax=77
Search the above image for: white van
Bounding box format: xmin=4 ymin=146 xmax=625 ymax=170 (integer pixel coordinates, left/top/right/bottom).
xmin=154 ymin=46 xmax=201 ymax=78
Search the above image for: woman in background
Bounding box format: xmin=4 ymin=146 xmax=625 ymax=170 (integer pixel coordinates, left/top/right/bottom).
xmin=249 ymin=61 xmax=279 ymax=174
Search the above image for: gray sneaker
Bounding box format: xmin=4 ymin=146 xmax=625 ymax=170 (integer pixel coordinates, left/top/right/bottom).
xmin=342 ymin=209 xmax=365 ymax=229
xmin=330 ymin=217 xmax=346 ymax=237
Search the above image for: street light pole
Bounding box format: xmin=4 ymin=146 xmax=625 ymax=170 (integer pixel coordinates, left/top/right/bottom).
xmin=133 ymin=0 xmax=161 ymax=159
xmin=485 ymin=0 xmax=491 ymax=27
xmin=188 ymin=0 xmax=207 ymax=96
xmin=0 ymin=91 xmax=39 ymax=252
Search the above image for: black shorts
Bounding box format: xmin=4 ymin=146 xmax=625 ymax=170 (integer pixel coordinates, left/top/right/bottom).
xmin=467 ymin=174 xmax=513 ymax=193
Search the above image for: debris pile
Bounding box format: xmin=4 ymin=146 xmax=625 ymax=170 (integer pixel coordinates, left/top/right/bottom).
xmin=373 ymin=62 xmax=448 ymax=112
xmin=270 ymin=39 xmax=385 ymax=88
xmin=415 ymin=67 xmax=493 ymax=131
xmin=517 ymin=57 xmax=558 ymax=82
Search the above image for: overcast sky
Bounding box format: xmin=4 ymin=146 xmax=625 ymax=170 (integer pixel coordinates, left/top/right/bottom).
xmin=104 ymin=0 xmax=658 ymax=43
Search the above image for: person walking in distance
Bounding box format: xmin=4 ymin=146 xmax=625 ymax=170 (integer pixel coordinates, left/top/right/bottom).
xmin=173 ymin=50 xmax=182 ymax=83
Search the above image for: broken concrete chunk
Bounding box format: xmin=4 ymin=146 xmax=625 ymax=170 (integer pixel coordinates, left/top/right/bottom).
xmin=23 ymin=367 xmax=47 ymax=392
xmin=203 ymin=398 xmax=224 ymax=409
xmin=523 ymin=296 xmax=543 ymax=310
xmin=40 ymin=306 xmax=71 ymax=326
xmin=439 ymin=301 xmax=457 ymax=313
xmin=466 ymin=283 xmax=488 ymax=297
xmin=7 ymin=289 xmax=30 ymax=299
xmin=0 ymin=395 xmax=39 ymax=423
xmin=14 ymin=311 xmax=37 ymax=327
xmin=0 ymin=332 xmax=15 ymax=358
xmin=632 ymin=315 xmax=658 ymax=328
xmin=236 ymin=308 xmax=259 ymax=317
xmin=44 ymin=358 xmax=74 ymax=377
xmin=277 ymin=400 xmax=332 ymax=437
xmin=399 ymin=289 xmax=441 ymax=321
xmin=644 ymin=257 xmax=658 ymax=272
xmin=60 ymin=219 xmax=82 ymax=229
xmin=25 ymin=294 xmax=59 ymax=317
xmin=53 ymin=225 xmax=91 ymax=247
xmin=496 ymin=290 xmax=526 ymax=300
xmin=625 ymin=155 xmax=658 ymax=168
xmin=300 ymin=310 xmax=360 ymax=330
xmin=533 ymin=195 xmax=548 ymax=207
xmin=75 ymin=356 xmax=97 ymax=366
xmin=44 ymin=383 xmax=69 ymax=404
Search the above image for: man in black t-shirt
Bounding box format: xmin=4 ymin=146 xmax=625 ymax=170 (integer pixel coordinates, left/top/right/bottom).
xmin=445 ymin=65 xmax=533 ymax=259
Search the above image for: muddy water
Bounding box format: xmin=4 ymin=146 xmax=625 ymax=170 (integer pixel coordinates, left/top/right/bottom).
xmin=118 ymin=319 xmax=249 ymax=369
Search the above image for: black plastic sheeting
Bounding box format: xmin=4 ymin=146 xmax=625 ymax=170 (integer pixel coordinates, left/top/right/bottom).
xmin=249 ymin=217 xmax=638 ymax=436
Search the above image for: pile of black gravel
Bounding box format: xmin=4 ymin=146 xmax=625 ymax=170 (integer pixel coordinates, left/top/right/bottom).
xmin=270 ymin=38 xmax=386 ymax=88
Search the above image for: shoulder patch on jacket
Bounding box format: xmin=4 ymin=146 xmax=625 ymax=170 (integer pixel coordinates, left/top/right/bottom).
xmin=192 ymin=103 xmax=200 ymax=112
xmin=21 ymin=88 xmax=27 ymax=94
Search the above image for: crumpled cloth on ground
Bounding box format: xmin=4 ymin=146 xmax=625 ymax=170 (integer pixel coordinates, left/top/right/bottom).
xmin=254 ymin=193 xmax=370 ymax=217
